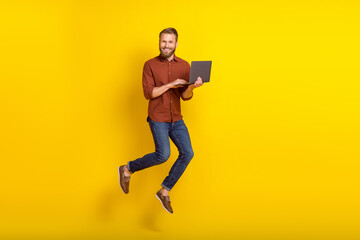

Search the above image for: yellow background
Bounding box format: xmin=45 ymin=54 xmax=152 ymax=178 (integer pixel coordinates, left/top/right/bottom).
xmin=1 ymin=0 xmax=360 ymax=239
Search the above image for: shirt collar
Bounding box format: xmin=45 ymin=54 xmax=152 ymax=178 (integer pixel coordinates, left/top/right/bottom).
xmin=158 ymin=54 xmax=178 ymax=62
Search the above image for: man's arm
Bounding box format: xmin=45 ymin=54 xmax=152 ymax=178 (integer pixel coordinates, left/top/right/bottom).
xmin=150 ymin=79 xmax=188 ymax=99
xmin=181 ymin=77 xmax=203 ymax=99
xmin=143 ymin=63 xmax=187 ymax=100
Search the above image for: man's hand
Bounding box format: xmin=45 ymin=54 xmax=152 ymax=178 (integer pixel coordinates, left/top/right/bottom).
xmin=188 ymin=77 xmax=203 ymax=89
xmin=181 ymin=77 xmax=203 ymax=100
xmin=168 ymin=79 xmax=188 ymax=88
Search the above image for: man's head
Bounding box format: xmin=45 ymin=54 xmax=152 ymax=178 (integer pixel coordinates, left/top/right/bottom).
xmin=159 ymin=28 xmax=178 ymax=59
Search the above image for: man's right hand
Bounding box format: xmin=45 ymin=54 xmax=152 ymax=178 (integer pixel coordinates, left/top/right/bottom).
xmin=168 ymin=79 xmax=188 ymax=88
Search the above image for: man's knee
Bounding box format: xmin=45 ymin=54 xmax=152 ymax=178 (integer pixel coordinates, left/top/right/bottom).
xmin=155 ymin=150 xmax=170 ymax=163
xmin=182 ymin=149 xmax=194 ymax=162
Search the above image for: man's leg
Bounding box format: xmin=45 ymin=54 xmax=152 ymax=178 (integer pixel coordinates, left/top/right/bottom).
xmin=155 ymin=119 xmax=194 ymax=213
xmin=119 ymin=118 xmax=172 ymax=194
xmin=127 ymin=119 xmax=171 ymax=173
xmin=161 ymin=119 xmax=194 ymax=191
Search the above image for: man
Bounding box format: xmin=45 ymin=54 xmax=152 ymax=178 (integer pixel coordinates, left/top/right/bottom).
xmin=118 ymin=27 xmax=203 ymax=214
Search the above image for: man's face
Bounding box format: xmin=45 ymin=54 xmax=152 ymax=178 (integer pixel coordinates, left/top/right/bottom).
xmin=159 ymin=33 xmax=178 ymax=59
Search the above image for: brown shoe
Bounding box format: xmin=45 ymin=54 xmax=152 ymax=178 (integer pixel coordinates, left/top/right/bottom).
xmin=155 ymin=189 xmax=173 ymax=214
xmin=118 ymin=165 xmax=130 ymax=194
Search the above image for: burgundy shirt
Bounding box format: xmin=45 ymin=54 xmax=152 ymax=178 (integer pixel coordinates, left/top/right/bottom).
xmin=142 ymin=54 xmax=192 ymax=123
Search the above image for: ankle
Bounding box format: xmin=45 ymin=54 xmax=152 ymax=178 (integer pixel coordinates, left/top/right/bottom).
xmin=124 ymin=166 xmax=131 ymax=176
xmin=161 ymin=188 xmax=169 ymax=196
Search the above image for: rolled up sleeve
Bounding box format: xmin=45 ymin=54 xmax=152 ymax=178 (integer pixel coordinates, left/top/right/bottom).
xmin=179 ymin=86 xmax=193 ymax=101
xmin=142 ymin=62 xmax=155 ymax=100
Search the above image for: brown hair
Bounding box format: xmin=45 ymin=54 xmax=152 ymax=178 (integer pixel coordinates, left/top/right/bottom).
xmin=159 ymin=28 xmax=178 ymax=41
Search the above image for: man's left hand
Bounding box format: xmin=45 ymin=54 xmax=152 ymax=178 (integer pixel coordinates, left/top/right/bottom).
xmin=190 ymin=77 xmax=203 ymax=89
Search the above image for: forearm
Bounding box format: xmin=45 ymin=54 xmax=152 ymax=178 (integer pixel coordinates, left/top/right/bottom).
xmin=151 ymin=84 xmax=171 ymax=99
xmin=182 ymin=85 xmax=195 ymax=99
xmin=148 ymin=79 xmax=188 ymax=99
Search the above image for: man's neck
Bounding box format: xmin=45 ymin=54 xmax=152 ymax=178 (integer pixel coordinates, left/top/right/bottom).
xmin=166 ymin=54 xmax=174 ymax=61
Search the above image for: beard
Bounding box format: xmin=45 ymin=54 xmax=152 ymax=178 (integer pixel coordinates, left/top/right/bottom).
xmin=159 ymin=47 xmax=176 ymax=59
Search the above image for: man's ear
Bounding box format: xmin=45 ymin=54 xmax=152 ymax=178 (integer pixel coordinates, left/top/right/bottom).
xmin=176 ymin=42 xmax=178 ymax=48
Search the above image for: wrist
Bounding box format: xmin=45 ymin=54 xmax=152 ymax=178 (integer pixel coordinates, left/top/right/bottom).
xmin=188 ymin=84 xmax=196 ymax=90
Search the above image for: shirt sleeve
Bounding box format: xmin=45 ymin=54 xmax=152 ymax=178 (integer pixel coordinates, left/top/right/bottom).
xmin=142 ymin=62 xmax=155 ymax=100
xmin=179 ymin=62 xmax=193 ymax=101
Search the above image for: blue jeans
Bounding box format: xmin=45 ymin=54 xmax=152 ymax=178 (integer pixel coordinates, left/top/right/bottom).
xmin=127 ymin=117 xmax=194 ymax=191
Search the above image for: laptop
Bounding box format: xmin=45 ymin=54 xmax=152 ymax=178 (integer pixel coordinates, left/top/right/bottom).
xmin=175 ymin=61 xmax=212 ymax=85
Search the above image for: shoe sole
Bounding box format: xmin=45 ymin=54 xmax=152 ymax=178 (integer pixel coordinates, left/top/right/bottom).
xmin=118 ymin=166 xmax=127 ymax=194
xmin=155 ymin=193 xmax=173 ymax=214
